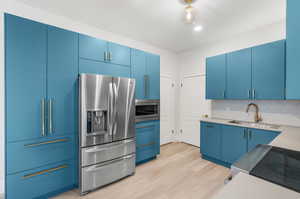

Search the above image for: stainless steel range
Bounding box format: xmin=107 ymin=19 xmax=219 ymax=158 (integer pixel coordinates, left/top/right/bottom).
xmin=79 ymin=74 xmax=136 ymax=195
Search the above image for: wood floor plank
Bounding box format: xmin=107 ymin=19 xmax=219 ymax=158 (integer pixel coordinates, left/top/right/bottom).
xmin=52 ymin=142 xmax=230 ymax=199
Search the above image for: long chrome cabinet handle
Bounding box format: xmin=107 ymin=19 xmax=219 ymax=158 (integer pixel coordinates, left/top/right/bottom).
xmin=137 ymin=142 xmax=155 ymax=148
xmin=248 ymin=129 xmax=252 ymax=140
xmin=244 ymin=129 xmax=247 ymax=139
xmin=136 ymin=125 xmax=155 ymax=129
xmin=144 ymin=75 xmax=147 ymax=98
xmin=109 ymin=52 xmax=112 ymax=61
xmin=48 ymin=99 xmax=53 ymax=134
xmin=248 ymin=90 xmax=251 ymax=99
xmin=22 ymin=164 xmax=68 ymax=179
xmin=252 ymin=89 xmax=256 ymax=99
xmin=104 ymin=52 xmax=107 ymax=61
xmin=41 ymin=99 xmax=46 ymax=136
xmin=24 ymin=138 xmax=69 ymax=147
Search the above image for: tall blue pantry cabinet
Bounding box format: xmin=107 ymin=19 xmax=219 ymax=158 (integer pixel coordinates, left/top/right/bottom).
xmin=5 ymin=14 xmax=78 ymax=199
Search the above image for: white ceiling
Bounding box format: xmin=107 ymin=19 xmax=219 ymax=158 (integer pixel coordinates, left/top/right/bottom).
xmin=16 ymin=0 xmax=286 ymax=53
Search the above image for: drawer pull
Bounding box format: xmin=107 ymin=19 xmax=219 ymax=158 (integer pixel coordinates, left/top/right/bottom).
xmin=22 ymin=164 xmax=68 ymax=179
xmin=136 ymin=125 xmax=155 ymax=129
xmin=137 ymin=142 xmax=155 ymax=148
xmin=24 ymin=138 xmax=69 ymax=147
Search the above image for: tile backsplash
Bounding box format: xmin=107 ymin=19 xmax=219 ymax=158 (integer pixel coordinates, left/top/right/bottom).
xmin=211 ymin=100 xmax=300 ymax=127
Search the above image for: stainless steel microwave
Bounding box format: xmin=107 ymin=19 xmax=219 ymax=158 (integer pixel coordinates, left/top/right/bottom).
xmin=135 ymin=99 xmax=160 ymax=122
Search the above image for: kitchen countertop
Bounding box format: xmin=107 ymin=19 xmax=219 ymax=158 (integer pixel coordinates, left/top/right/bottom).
xmin=200 ymin=117 xmax=300 ymax=198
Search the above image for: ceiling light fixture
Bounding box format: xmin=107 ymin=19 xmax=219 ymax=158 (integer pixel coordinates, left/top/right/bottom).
xmin=194 ymin=25 xmax=203 ymax=32
xmin=184 ymin=4 xmax=195 ymax=24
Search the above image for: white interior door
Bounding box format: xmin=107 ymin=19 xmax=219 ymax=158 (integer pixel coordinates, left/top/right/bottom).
xmin=180 ymin=75 xmax=211 ymax=147
xmin=160 ymin=76 xmax=175 ymax=145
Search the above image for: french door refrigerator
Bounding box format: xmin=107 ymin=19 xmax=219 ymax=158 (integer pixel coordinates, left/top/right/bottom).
xmin=79 ymin=73 xmax=136 ymax=195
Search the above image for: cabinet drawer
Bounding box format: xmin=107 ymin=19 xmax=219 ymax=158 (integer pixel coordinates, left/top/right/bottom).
xmin=7 ymin=135 xmax=76 ymax=174
xmin=136 ymin=143 xmax=156 ymax=163
xmin=81 ymin=139 xmax=135 ymax=167
xmin=136 ymin=124 xmax=156 ymax=147
xmin=6 ymin=160 xmax=76 ymax=199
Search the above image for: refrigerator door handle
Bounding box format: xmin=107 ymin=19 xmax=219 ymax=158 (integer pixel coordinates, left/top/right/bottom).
xmin=112 ymin=81 xmax=118 ymax=136
xmin=108 ymin=82 xmax=114 ymax=136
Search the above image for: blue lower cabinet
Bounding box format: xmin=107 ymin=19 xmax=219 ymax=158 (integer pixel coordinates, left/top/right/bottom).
xmin=222 ymin=125 xmax=247 ymax=164
xmin=136 ymin=120 xmax=160 ymax=164
xmin=7 ymin=135 xmax=76 ymax=174
xmin=200 ymin=122 xmax=280 ymax=167
xmin=79 ymin=58 xmax=131 ymax=78
xmin=6 ymin=160 xmax=76 ymax=199
xmin=200 ymin=122 xmax=222 ymax=160
xmin=247 ymin=129 xmax=280 ymax=152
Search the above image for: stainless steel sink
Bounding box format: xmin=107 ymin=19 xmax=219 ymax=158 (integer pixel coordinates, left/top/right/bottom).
xmin=228 ymin=120 xmax=280 ymax=130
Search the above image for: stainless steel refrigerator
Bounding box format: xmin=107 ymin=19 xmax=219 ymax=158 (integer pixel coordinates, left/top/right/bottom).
xmin=79 ymin=74 xmax=136 ymax=195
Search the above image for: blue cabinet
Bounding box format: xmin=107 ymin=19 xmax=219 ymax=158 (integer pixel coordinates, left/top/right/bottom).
xmin=226 ymin=48 xmax=252 ymax=99
xmin=132 ymin=49 xmax=160 ymax=99
xmin=79 ymin=59 xmax=131 ymax=78
xmin=47 ymin=26 xmax=78 ymax=136
xmin=5 ymin=14 xmax=47 ymax=142
xmin=79 ymin=34 xmax=131 ymax=66
xmin=247 ymin=129 xmax=279 ymax=152
xmin=147 ymin=53 xmax=160 ymax=99
xmin=5 ymin=14 xmax=78 ymax=199
xmin=200 ymin=122 xmax=280 ymax=167
xmin=252 ymin=40 xmax=285 ymax=100
xmin=132 ymin=49 xmax=147 ymax=99
xmin=206 ymin=54 xmax=226 ymax=99
xmin=286 ymin=0 xmax=300 ymax=99
xmin=222 ymin=125 xmax=247 ymax=164
xmin=136 ymin=120 xmax=160 ymax=164
xmin=7 ymin=160 xmax=76 ymax=199
xmin=108 ymin=42 xmax=131 ymax=66
xmin=200 ymin=122 xmax=222 ymax=160
xmin=79 ymin=34 xmax=107 ymax=62
xmin=206 ymin=40 xmax=286 ymax=100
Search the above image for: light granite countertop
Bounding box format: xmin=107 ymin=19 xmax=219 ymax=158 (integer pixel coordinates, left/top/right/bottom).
xmin=200 ymin=117 xmax=300 ymax=198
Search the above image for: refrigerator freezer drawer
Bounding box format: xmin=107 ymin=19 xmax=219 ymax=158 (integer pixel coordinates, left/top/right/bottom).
xmin=81 ymin=154 xmax=135 ymax=194
xmin=81 ymin=138 xmax=135 ymax=167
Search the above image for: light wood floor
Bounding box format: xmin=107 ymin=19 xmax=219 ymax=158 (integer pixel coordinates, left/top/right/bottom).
xmin=52 ymin=142 xmax=230 ymax=199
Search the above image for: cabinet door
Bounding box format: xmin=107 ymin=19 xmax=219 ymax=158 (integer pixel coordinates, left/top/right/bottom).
xmin=286 ymin=0 xmax=300 ymax=99
xmin=108 ymin=42 xmax=131 ymax=66
xmin=79 ymin=34 xmax=108 ymax=62
xmin=206 ymin=54 xmax=226 ymax=99
xmin=5 ymin=14 xmax=47 ymax=142
xmin=227 ymin=49 xmax=252 ymax=99
xmin=47 ymin=26 xmax=78 ymax=136
xmin=252 ymin=40 xmax=285 ymax=100
xmin=136 ymin=121 xmax=159 ymax=163
xmin=248 ymin=129 xmax=279 ymax=152
xmin=146 ymin=53 xmax=160 ymax=99
xmin=79 ymin=59 xmax=131 ymax=78
xmin=200 ymin=122 xmax=222 ymax=160
xmin=132 ymin=49 xmax=147 ymax=99
xmin=222 ymin=125 xmax=247 ymax=164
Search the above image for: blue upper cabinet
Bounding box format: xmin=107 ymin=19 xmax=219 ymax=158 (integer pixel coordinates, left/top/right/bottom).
xmin=47 ymin=26 xmax=78 ymax=136
xmin=132 ymin=49 xmax=147 ymax=99
xmin=79 ymin=34 xmax=108 ymax=62
xmin=206 ymin=54 xmax=226 ymax=99
xmin=132 ymin=49 xmax=160 ymax=100
xmin=222 ymin=125 xmax=247 ymax=164
xmin=226 ymin=48 xmax=252 ymax=99
xmin=108 ymin=42 xmax=131 ymax=66
xmin=286 ymin=0 xmax=300 ymax=99
xmin=252 ymin=40 xmax=286 ymax=100
xmin=79 ymin=59 xmax=131 ymax=78
xmin=5 ymin=14 xmax=47 ymax=142
xmin=247 ymin=129 xmax=279 ymax=152
xmin=200 ymin=122 xmax=222 ymax=160
xmin=146 ymin=53 xmax=160 ymax=99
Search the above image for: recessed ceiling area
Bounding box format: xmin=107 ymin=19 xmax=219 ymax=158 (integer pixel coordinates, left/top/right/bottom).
xmin=16 ymin=0 xmax=286 ymax=52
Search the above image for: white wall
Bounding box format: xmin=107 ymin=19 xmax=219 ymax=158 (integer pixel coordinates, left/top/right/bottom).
xmin=0 ymin=0 xmax=180 ymax=194
xmin=178 ymin=21 xmax=291 ymax=146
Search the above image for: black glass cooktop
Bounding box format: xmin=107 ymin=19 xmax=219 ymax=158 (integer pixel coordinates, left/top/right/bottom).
xmin=250 ymin=146 xmax=300 ymax=193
